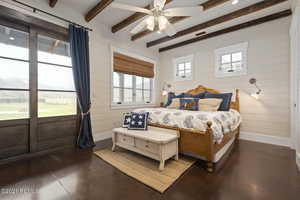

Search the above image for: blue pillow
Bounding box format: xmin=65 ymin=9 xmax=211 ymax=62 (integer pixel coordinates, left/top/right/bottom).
xmin=204 ymin=93 xmax=232 ymax=111
xmin=128 ymin=112 xmax=149 ymax=130
xmin=122 ymin=113 xmax=132 ymax=128
xmin=165 ymin=92 xmax=205 ymax=107
xmin=179 ymin=98 xmax=199 ymax=111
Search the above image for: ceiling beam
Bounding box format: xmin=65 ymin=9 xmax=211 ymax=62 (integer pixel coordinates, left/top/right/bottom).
xmin=159 ymin=9 xmax=292 ymax=52
xmin=111 ymin=0 xmax=173 ymax=33
xmin=148 ymin=0 xmax=288 ymax=48
xmin=85 ymin=0 xmax=114 ymax=22
xmin=131 ymin=0 xmax=231 ymax=41
xmin=49 ymin=0 xmax=58 ymax=8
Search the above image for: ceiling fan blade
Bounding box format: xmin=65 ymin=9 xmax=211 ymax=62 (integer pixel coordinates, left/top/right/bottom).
xmin=111 ymin=2 xmax=153 ymax=15
xmin=164 ymin=6 xmax=204 ymax=17
xmin=154 ymin=0 xmax=166 ymax=10
xmin=130 ymin=16 xmax=153 ymax=34
xmin=163 ymin=20 xmax=176 ymax=36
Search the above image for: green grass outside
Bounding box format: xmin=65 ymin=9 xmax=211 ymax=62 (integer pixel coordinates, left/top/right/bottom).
xmin=0 ymin=103 xmax=77 ymax=120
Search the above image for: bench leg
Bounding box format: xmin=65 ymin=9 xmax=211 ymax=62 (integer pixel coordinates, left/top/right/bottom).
xmin=159 ymin=160 xmax=165 ymax=171
xmin=174 ymin=153 xmax=179 ymax=161
xmin=112 ymin=132 xmax=116 ymax=152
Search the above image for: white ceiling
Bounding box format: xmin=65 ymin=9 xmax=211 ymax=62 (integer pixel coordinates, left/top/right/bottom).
xmin=52 ymin=0 xmax=292 ymax=51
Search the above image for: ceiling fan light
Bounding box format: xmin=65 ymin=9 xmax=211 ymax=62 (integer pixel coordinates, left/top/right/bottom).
xmin=146 ymin=16 xmax=155 ymax=31
xmin=232 ymin=0 xmax=239 ymax=5
xmin=158 ymin=16 xmax=168 ymax=31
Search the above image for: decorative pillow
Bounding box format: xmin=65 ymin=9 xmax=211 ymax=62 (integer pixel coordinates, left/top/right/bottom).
xmin=122 ymin=113 xmax=132 ymax=128
xmin=164 ymin=92 xmax=185 ymax=107
xmin=128 ymin=112 xmax=149 ymax=130
xmin=204 ymin=93 xmax=232 ymax=111
xmin=165 ymin=92 xmax=205 ymax=107
xmin=198 ymin=98 xmax=223 ymax=111
xmin=184 ymin=92 xmax=206 ymax=99
xmin=167 ymin=98 xmax=180 ymax=109
xmin=179 ymin=98 xmax=199 ymax=111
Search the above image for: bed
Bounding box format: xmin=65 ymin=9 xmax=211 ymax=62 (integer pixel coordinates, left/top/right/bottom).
xmin=134 ymin=85 xmax=241 ymax=172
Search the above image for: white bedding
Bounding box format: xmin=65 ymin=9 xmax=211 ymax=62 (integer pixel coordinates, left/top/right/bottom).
xmin=133 ymin=108 xmax=242 ymax=144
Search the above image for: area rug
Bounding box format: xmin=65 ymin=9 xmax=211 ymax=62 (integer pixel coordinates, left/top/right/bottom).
xmin=94 ymin=149 xmax=195 ymax=193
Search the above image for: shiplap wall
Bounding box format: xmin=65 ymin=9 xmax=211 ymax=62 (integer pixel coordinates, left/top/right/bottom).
xmin=159 ymin=17 xmax=291 ymax=138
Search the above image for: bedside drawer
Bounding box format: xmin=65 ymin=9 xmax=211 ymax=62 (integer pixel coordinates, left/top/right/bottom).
xmin=117 ymin=134 xmax=134 ymax=146
xmin=135 ymin=139 xmax=159 ymax=154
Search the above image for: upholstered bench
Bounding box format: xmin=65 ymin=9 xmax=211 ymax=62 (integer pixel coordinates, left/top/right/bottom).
xmin=112 ymin=126 xmax=179 ymax=171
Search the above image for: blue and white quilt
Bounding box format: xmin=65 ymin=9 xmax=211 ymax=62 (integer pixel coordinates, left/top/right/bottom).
xmin=133 ymin=108 xmax=242 ymax=144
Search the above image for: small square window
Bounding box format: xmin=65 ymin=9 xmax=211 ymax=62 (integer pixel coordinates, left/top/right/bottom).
xmin=215 ymin=42 xmax=248 ymax=78
xmin=173 ymin=55 xmax=194 ymax=81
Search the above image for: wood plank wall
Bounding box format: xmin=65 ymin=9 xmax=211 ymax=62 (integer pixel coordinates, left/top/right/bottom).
xmin=158 ymin=18 xmax=291 ymax=138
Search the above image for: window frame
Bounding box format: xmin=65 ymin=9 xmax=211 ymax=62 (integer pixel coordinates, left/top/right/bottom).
xmin=0 ymin=24 xmax=30 ymax=120
xmin=173 ymin=54 xmax=194 ymax=81
xmin=110 ymin=46 xmax=156 ymax=109
xmin=37 ymin=34 xmax=77 ymax=118
xmin=0 ymin=20 xmax=78 ymax=121
xmin=215 ymin=42 xmax=248 ymax=78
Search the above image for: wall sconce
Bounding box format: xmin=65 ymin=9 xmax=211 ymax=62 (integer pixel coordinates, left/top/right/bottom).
xmin=249 ymin=78 xmax=262 ymax=99
xmin=162 ymin=82 xmax=172 ymax=96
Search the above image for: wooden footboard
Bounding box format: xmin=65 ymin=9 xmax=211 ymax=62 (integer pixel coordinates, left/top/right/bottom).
xmin=149 ymin=122 xmax=240 ymax=172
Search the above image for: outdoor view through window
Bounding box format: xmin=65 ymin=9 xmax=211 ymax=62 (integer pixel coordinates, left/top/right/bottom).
xmin=0 ymin=24 xmax=76 ymax=120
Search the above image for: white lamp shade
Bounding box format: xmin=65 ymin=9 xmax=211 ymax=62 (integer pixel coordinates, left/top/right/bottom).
xmin=162 ymin=90 xmax=168 ymax=96
xmin=251 ymin=93 xmax=259 ymax=100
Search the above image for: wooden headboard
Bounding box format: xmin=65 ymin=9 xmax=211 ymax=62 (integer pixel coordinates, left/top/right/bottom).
xmin=185 ymin=85 xmax=240 ymax=112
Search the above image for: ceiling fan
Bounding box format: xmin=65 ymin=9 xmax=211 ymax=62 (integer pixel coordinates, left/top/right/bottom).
xmin=110 ymin=0 xmax=204 ymax=36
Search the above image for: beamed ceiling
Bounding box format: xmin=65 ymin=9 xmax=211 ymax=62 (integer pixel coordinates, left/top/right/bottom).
xmin=48 ymin=0 xmax=292 ymax=52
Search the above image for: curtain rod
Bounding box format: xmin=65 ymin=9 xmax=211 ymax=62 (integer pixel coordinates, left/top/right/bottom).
xmin=10 ymin=0 xmax=93 ymax=31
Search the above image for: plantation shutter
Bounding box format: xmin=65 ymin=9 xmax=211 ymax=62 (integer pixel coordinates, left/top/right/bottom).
xmin=113 ymin=52 xmax=154 ymax=78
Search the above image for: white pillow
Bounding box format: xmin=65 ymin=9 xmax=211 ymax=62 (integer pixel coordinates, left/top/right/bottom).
xmin=199 ymin=98 xmax=223 ymax=111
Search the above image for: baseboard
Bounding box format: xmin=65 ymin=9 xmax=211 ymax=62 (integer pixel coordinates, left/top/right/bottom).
xmin=297 ymin=152 xmax=300 ymax=172
xmin=239 ymin=132 xmax=291 ymax=147
xmin=93 ymin=130 xmax=113 ymax=142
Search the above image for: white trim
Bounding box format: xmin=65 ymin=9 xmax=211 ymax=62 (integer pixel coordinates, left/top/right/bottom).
xmin=111 ymin=103 xmax=156 ymax=110
xmin=239 ymin=132 xmax=291 ymax=147
xmin=110 ymin=45 xmax=157 ymax=109
xmin=215 ymin=42 xmax=248 ymax=78
xmin=296 ymin=152 xmax=300 ymax=171
xmin=93 ymin=130 xmax=113 ymax=142
xmin=290 ymin=7 xmax=300 ymax=151
xmin=173 ymin=54 xmax=194 ymax=81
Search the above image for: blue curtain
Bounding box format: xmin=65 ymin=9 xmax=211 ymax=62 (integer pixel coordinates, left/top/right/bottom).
xmin=69 ymin=25 xmax=95 ymax=149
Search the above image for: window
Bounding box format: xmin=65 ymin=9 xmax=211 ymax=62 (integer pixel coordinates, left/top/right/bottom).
xmin=113 ymin=72 xmax=153 ymax=106
xmin=215 ymin=42 xmax=248 ymax=77
xmin=173 ymin=55 xmax=193 ymax=81
xmin=37 ymin=35 xmax=76 ymax=117
xmin=0 ymin=24 xmax=29 ymax=120
xmin=112 ymin=50 xmax=154 ymax=107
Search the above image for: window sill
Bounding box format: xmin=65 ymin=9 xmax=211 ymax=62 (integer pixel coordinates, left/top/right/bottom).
xmin=111 ymin=103 xmax=156 ymax=110
xmin=174 ymin=77 xmax=193 ymax=82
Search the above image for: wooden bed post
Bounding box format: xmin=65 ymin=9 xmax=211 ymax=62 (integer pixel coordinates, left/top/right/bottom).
xmin=206 ymin=121 xmax=214 ymax=173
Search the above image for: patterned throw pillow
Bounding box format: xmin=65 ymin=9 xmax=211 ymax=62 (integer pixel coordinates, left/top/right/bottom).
xmin=122 ymin=113 xmax=132 ymax=128
xmin=128 ymin=112 xmax=149 ymax=130
xmin=180 ymin=98 xmax=199 ymax=111
xmin=165 ymin=92 xmax=205 ymax=107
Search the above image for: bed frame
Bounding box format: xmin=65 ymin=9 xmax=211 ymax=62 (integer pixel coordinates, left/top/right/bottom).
xmin=149 ymin=85 xmax=240 ymax=172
